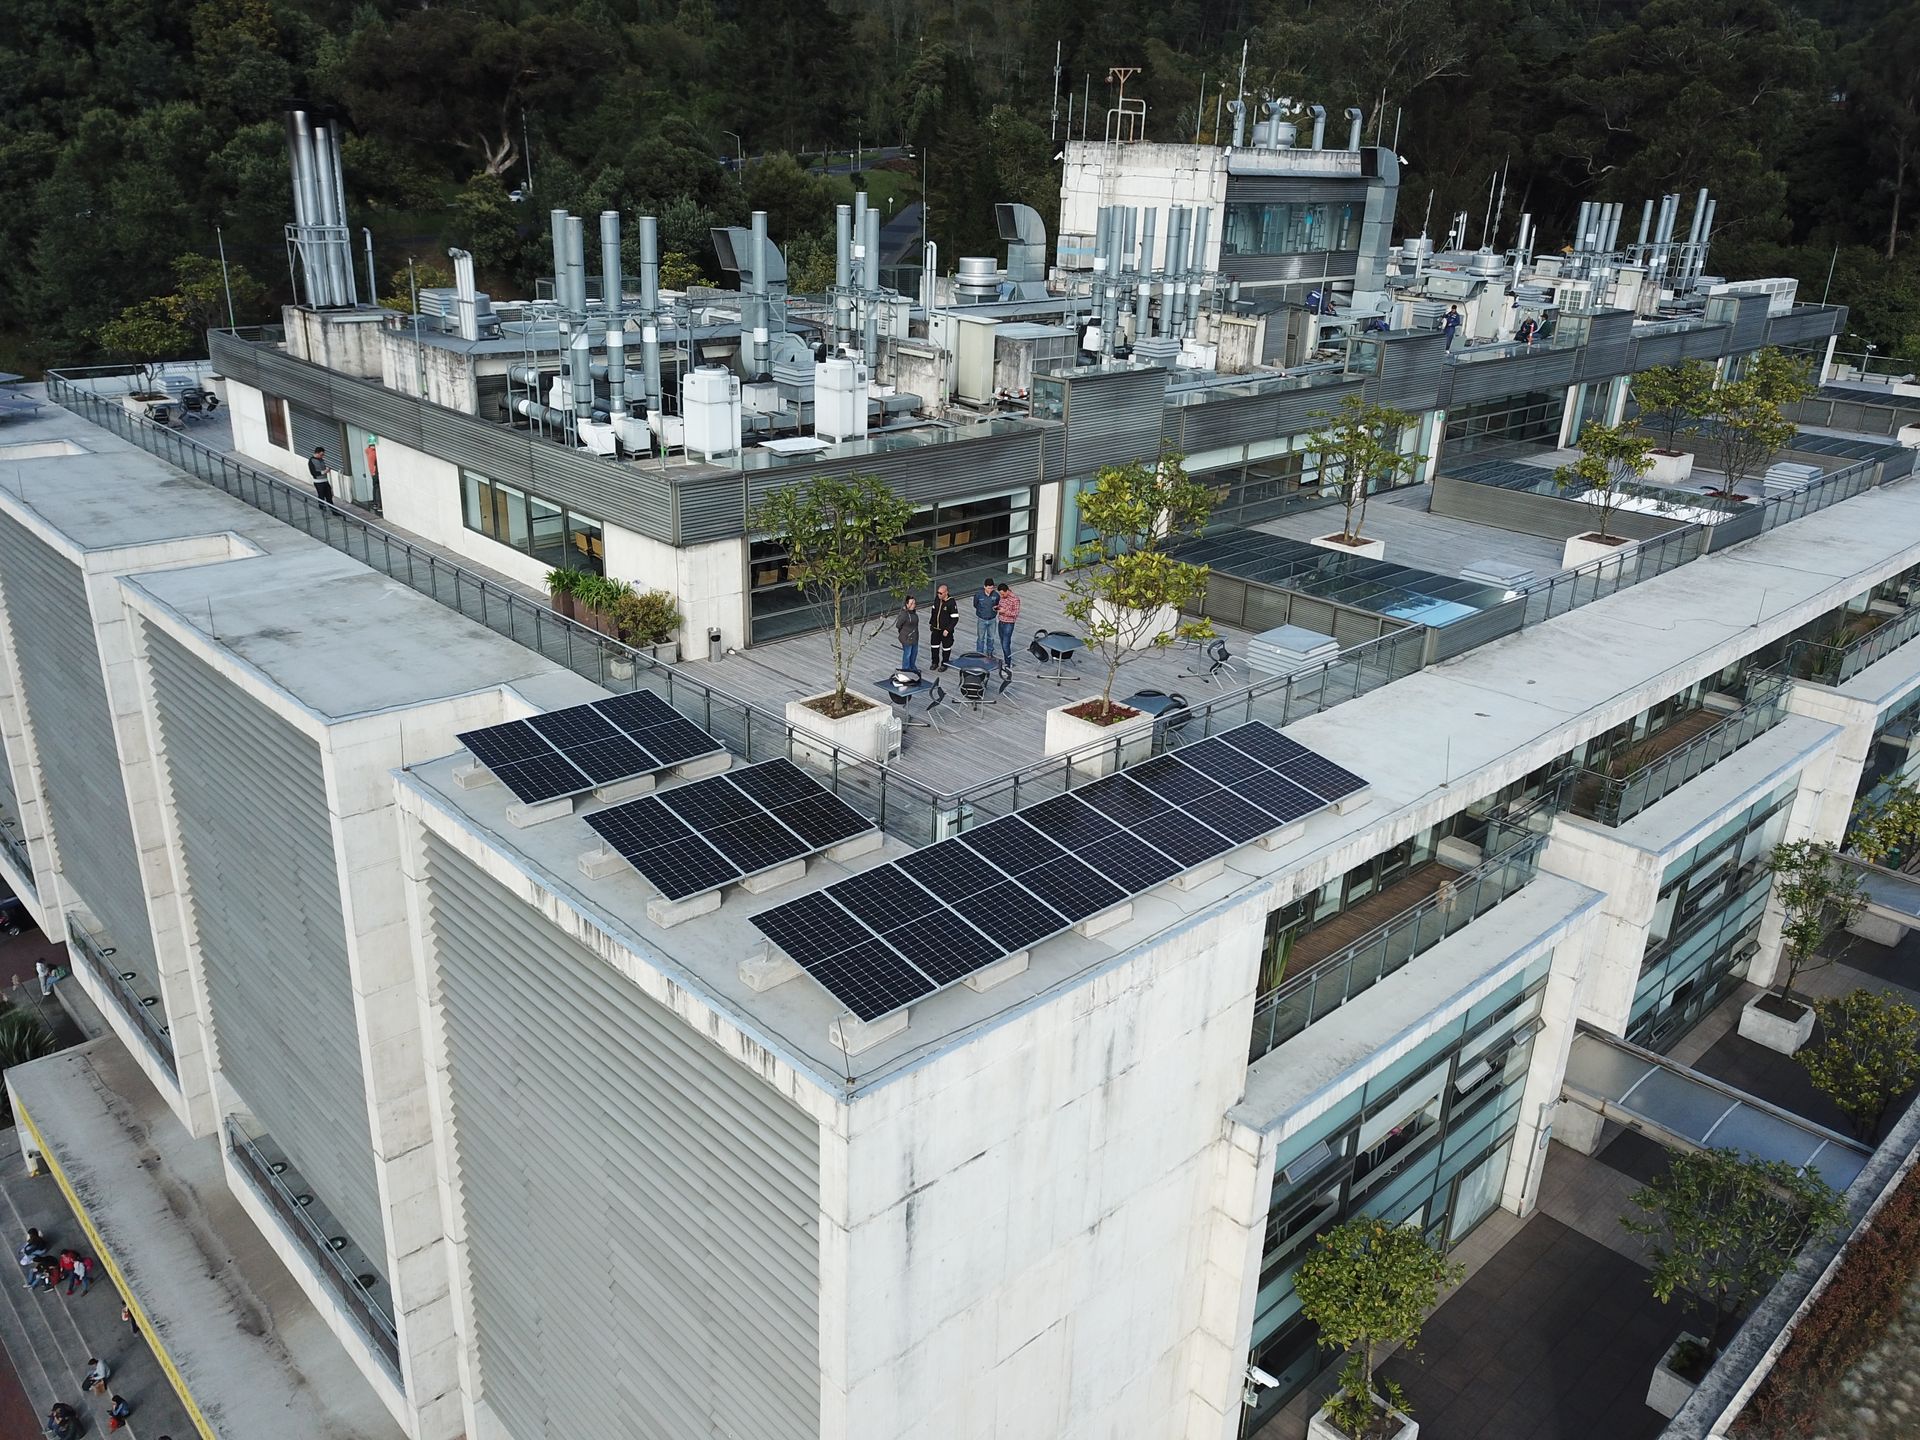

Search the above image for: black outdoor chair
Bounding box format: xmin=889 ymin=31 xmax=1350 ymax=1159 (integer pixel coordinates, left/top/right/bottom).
xmin=1183 ymin=637 xmax=1238 ymax=685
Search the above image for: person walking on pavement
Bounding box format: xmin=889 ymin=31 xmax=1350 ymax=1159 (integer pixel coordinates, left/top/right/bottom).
xmin=307 ymin=447 xmax=335 ymax=506
xmin=972 ymin=578 xmax=999 ymax=654
xmin=928 ymin=584 xmax=958 ymax=671
xmin=122 ymin=1301 xmax=138 ymax=1335
xmin=895 ymin=595 xmax=921 ymax=673
xmin=995 ymin=582 xmax=1021 ymax=667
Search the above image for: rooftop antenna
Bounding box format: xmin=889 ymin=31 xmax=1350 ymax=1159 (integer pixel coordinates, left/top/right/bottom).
xmin=1083 ymin=74 xmax=1091 ymax=139
xmin=1234 ymin=40 xmax=1249 ymax=145
xmin=1051 ymin=41 xmax=1063 ymax=140
xmin=1194 ymin=71 xmax=1206 ymax=144
xmin=1481 ymin=170 xmax=1497 ymax=247
xmin=215 ymin=224 xmax=237 ymax=329
xmin=1492 ymin=154 xmax=1510 ymax=247
xmin=1391 ymin=106 xmax=1403 ymax=154
xmin=522 ymin=108 xmax=534 ymax=197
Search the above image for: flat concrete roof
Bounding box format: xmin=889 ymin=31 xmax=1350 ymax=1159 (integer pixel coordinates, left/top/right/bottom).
xmin=9 ymin=1040 xmax=407 ymax=1440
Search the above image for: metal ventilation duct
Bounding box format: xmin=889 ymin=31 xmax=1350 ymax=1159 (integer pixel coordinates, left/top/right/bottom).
xmin=283 ymin=109 xmax=358 ymax=308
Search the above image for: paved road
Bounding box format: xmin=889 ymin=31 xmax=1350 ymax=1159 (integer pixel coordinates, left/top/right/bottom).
xmin=0 ymin=1333 xmax=40 ymax=1438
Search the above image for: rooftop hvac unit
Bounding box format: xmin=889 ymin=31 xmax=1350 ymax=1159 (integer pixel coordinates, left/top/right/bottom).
xmin=683 ymin=366 xmax=742 ymax=462
xmin=815 ymin=358 xmax=869 ymax=442
xmin=1707 ymin=277 xmax=1799 ymax=317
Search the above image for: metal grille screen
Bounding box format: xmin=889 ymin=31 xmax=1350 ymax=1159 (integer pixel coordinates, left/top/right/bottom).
xmin=0 ymin=516 xmax=157 ymax=984
xmin=422 ymin=834 xmax=821 ymax=1440
xmin=142 ymin=622 xmax=385 ymax=1272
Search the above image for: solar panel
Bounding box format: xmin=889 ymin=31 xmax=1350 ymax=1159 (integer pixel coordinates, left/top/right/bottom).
xmin=491 ymin=753 xmax=592 ymax=805
xmin=770 ymin=794 xmax=873 ymax=850
xmin=897 ymin=842 xmax=1000 ymax=902
xmin=750 ymin=720 xmax=1369 ymax=1026
xmin=728 ymin=758 xmax=825 ymax=810
xmin=1270 ymin=752 xmax=1369 ymax=802
xmin=1217 ymin=723 xmax=1313 ymax=770
xmin=589 ymin=760 xmax=878 ymax=902
xmin=958 ymin=817 xmax=1065 ymax=876
xmin=457 ymin=692 xmax=724 ymax=806
xmin=458 ymin=720 xmax=556 ymax=772
xmin=800 ymin=940 xmax=935 ymax=1022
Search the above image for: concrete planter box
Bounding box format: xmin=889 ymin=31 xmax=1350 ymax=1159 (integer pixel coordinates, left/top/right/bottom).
xmin=1646 ymin=1333 xmax=1708 ymax=1418
xmin=122 ymin=391 xmax=170 ymax=416
xmin=1564 ymin=532 xmax=1637 ymax=574
xmin=1307 ymin=1397 xmax=1418 ymax=1440
xmin=1739 ymin=993 xmax=1815 ymax=1054
xmin=1044 ymin=700 xmax=1153 ymax=779
xmin=1311 ymin=533 xmax=1386 ymax=560
xmin=1647 ymin=450 xmax=1696 ymax=484
xmin=786 ymin=694 xmax=894 ymax=767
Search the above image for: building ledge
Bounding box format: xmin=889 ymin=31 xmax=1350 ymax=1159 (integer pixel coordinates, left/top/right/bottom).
xmin=5 ymin=1039 xmax=406 ymax=1440
xmin=1232 ymin=871 xmax=1601 ymax=1142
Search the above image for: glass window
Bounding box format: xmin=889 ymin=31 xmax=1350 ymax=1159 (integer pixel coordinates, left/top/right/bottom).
xmin=1222 ymin=202 xmax=1362 ymax=257
xmin=459 ymin=469 xmax=603 ymax=574
xmin=568 ymin=513 xmax=604 ymax=572
xmin=529 ymin=496 xmax=567 ymax=568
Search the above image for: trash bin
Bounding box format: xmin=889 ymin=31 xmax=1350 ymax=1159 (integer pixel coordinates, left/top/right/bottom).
xmin=707 ymin=626 xmax=723 ymax=661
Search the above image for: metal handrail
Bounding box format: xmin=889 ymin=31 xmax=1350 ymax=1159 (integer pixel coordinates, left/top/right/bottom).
xmin=63 ymin=914 xmax=175 ymax=1077
xmin=226 ymin=1117 xmax=400 ymax=1375
xmin=1577 ymin=670 xmax=1792 ymax=827
xmin=1247 ymin=819 xmax=1555 ymax=1061
xmin=1788 ymin=605 xmax=1920 ymax=686
xmin=0 ymin=822 xmax=32 ymax=894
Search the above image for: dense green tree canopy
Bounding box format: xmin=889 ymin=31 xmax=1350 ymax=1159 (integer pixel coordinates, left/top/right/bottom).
xmin=2 ymin=0 xmax=1917 ymax=371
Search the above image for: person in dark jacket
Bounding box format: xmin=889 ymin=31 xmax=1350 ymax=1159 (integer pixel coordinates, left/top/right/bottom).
xmin=972 ymin=578 xmax=999 ymax=654
xmin=927 ymin=584 xmax=959 ymax=671
xmin=307 ymin=447 xmax=335 ymax=506
xmin=895 ymin=595 xmax=921 ymax=673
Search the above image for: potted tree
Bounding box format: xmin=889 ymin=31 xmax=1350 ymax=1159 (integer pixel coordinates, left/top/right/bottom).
xmin=1053 ymin=453 xmax=1215 ymax=775
xmin=1305 ymin=396 xmax=1420 ymax=560
xmin=1552 ymin=420 xmax=1656 ymax=570
xmin=753 ymin=473 xmax=927 ymax=765
xmin=1293 ymin=1216 xmax=1463 ymax=1440
xmin=609 ymin=588 xmax=684 ymax=661
xmin=1740 ymin=839 xmax=1866 ymax=1053
xmin=546 ymin=568 xmax=584 ymax=621
xmin=96 ymin=298 xmax=192 ymax=410
xmin=1631 ymin=360 xmax=1716 ymax=483
xmin=1798 ymin=989 xmax=1920 ymax=1142
xmin=1712 ymin=349 xmax=1813 ymax=499
xmin=1621 ymin=1148 xmax=1846 ymax=1417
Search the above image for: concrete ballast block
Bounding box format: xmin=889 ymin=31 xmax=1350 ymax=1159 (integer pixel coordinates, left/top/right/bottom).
xmin=828 ymin=1008 xmax=908 ymax=1055
xmin=592 ymin=773 xmax=656 ymax=802
xmin=739 ymin=859 xmax=807 ymax=893
xmin=646 ymin=890 xmax=722 ymax=928
xmin=1075 ymin=901 xmax=1133 ymax=938
xmin=576 ymin=846 xmax=626 ymax=880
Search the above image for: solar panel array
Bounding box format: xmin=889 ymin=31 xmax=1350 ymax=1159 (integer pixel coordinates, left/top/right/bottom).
xmin=750 ymin=722 xmax=1366 ymax=1021
xmin=457 ymin=691 xmax=723 ymax=805
xmin=586 ymin=759 xmax=875 ymax=901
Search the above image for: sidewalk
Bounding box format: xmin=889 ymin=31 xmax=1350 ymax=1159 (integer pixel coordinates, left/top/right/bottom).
xmin=7 ymin=1039 xmax=405 ymax=1440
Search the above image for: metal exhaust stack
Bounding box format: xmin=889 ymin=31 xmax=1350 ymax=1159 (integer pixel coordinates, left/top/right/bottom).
xmin=1345 ymin=108 xmax=1363 ymax=150
xmin=448 ymin=248 xmax=479 ymax=341
xmin=638 ymin=214 xmax=663 ymax=416
xmin=1308 ymin=104 xmax=1326 ymax=150
xmin=835 ymin=203 xmax=852 ymax=346
xmin=566 ymin=215 xmax=587 ymax=318
xmin=863 ymin=207 xmax=881 ymax=365
xmin=600 ymin=211 xmax=625 ymax=413
xmin=1228 ymin=100 xmax=1246 ymax=149
xmin=1188 ymin=207 xmax=1211 ymax=334
xmin=1136 ymin=208 xmax=1157 ymax=338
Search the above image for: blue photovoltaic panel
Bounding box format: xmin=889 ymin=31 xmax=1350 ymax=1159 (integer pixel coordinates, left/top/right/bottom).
xmin=591 ymin=760 xmax=877 ymax=902
xmin=458 ymin=691 xmax=724 ymax=805
xmin=728 ymin=758 xmax=825 ymax=810
xmin=756 ymin=720 xmax=1367 ymax=1024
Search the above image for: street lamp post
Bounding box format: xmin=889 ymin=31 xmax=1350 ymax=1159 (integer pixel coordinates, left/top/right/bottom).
xmin=723 ymin=131 xmax=744 ymax=175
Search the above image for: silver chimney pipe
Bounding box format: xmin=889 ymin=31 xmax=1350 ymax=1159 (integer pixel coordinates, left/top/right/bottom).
xmin=1696 ymin=198 xmax=1717 ymax=283
xmin=1682 ymin=188 xmax=1708 ymax=290
xmin=307 ymin=120 xmax=344 ymax=304
xmin=1264 ymin=99 xmax=1285 ymax=150
xmin=1636 ymin=200 xmax=1654 ymax=257
xmin=1123 ymin=207 xmax=1137 ymax=272
xmin=835 ymin=204 xmax=852 ymax=290
xmin=746 ymin=209 xmax=770 ymax=377
xmin=1188 ymin=207 xmax=1211 ymax=336
xmin=863 ymin=208 xmax=881 ymax=364
xmin=448 ymin=248 xmax=479 ymax=342
xmin=1136 ymin=208 xmax=1157 ymax=338
xmin=327 ymin=123 xmax=356 ymax=304
xmin=363 ymin=228 xmax=377 ymax=303
xmin=566 ymin=215 xmax=587 ymax=317
xmin=853 ymin=192 xmax=869 ymax=288
xmin=569 ymin=332 xmax=594 ymax=420
xmin=599 ymin=212 xmax=625 ymax=412
xmin=1605 ymin=203 xmax=1623 ymax=253
xmin=1515 ymin=212 xmax=1532 ymax=257
xmin=638 ymin=214 xmax=663 ymax=415
xmin=285 ymin=114 xmax=319 ymax=304
xmin=1228 ymin=100 xmax=1246 ymax=149
xmin=1308 ymin=104 xmax=1327 ymax=150
xmin=549 ymin=210 xmax=570 ymax=307
xmin=1166 ymin=207 xmax=1188 ymax=337
xmin=1345 ymin=107 xmax=1363 ymax=151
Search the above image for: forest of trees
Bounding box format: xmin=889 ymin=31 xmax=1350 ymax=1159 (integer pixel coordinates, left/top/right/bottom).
xmin=0 ymin=0 xmax=1915 ymax=371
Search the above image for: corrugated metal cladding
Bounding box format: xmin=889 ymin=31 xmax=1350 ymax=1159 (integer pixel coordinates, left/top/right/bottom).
xmin=1767 ymin=307 xmax=1846 ymax=347
xmin=1680 ymin=326 xmax=1731 ymax=360
xmin=1630 ymin=333 xmax=1687 ymax=370
xmin=208 ymin=330 xmax=260 ymax=386
xmin=421 ymin=835 xmax=819 ymax=1440
xmin=1063 ymin=367 xmax=1170 ymax=477
xmin=1227 ymin=252 xmax=1361 ymax=286
xmin=1224 ymin=177 xmax=1371 ymax=204
xmin=0 ymin=516 xmax=158 ymax=988
xmin=1371 ymin=334 xmax=1448 ymax=411
xmin=674 ymin=475 xmax=747 ymax=544
xmin=142 ymin=623 xmax=386 ymax=1275
xmin=288 ymin=406 xmax=341 ymax=464
xmin=1728 ymin=299 xmax=1770 ymax=352
xmin=744 ymin=427 xmax=1046 ymax=514
xmin=1575 ymin=313 xmax=1633 ymax=379
xmin=1447 ymin=348 xmax=1577 ymax=407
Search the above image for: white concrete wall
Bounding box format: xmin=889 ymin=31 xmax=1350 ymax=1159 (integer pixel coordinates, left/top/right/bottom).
xmin=0 ymin=563 xmax=59 ymax=932
xmin=822 ymin=894 xmax=1267 ymax=1440
xmin=284 ymin=305 xmax=388 ymax=381
xmin=226 ymin=377 xmax=314 ymax=483
xmin=378 ymin=332 xmax=479 ymax=415
xmin=1059 ymin=143 xmax=1230 ymax=272
xmin=602 ymin=527 xmax=747 ymax=655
